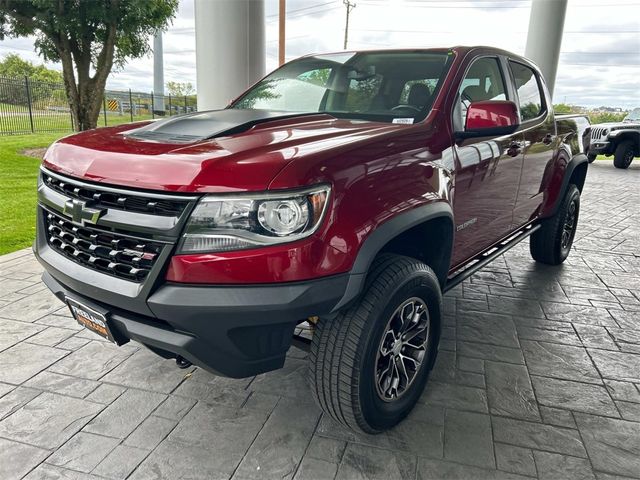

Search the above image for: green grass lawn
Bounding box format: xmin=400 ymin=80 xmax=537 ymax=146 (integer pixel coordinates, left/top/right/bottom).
xmin=0 ymin=132 xmax=63 ymax=254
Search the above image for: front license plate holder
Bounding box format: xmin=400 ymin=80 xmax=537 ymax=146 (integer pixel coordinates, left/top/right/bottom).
xmin=66 ymin=298 xmax=118 ymax=344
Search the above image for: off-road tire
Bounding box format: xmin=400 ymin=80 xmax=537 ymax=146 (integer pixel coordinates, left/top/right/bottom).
xmin=308 ymin=254 xmax=441 ymax=433
xmin=530 ymin=184 xmax=580 ymax=265
xmin=613 ymin=140 xmax=634 ymax=169
xmin=586 ymin=152 xmax=597 ymax=163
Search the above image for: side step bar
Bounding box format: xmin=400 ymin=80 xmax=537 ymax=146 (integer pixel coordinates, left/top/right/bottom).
xmin=291 ymin=223 xmax=540 ymax=351
xmin=443 ymin=223 xmax=541 ymax=293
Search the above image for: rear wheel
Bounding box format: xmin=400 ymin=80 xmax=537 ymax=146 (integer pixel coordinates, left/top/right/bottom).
xmin=613 ymin=140 xmax=634 ymax=169
xmin=530 ymin=184 xmax=580 ymax=265
xmin=308 ymin=254 xmax=441 ymax=433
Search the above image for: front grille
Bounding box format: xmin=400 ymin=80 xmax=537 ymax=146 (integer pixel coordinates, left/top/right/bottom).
xmin=42 ymin=172 xmax=189 ymax=217
xmin=590 ymin=127 xmax=608 ymax=141
xmin=44 ymin=209 xmax=163 ymax=282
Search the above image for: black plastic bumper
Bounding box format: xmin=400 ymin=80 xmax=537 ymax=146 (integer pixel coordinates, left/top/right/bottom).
xmin=589 ymin=141 xmax=613 ymax=155
xmin=37 ymin=251 xmax=349 ymax=378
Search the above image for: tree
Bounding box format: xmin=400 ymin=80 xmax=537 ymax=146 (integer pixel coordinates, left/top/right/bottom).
xmin=553 ymin=103 xmax=574 ymax=114
xmin=0 ymin=0 xmax=178 ymax=130
xmin=234 ymin=79 xmax=282 ymax=109
xmin=589 ymin=111 xmax=627 ymax=124
xmin=0 ymin=53 xmax=64 ymax=106
xmin=0 ymin=53 xmax=62 ymax=83
xmin=166 ymin=81 xmax=195 ymax=97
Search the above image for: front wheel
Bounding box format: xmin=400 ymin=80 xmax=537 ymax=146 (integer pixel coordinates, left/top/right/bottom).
xmin=308 ymin=254 xmax=441 ymax=433
xmin=587 ymin=152 xmax=597 ymax=163
xmin=613 ymin=140 xmax=635 ymax=169
xmin=530 ymin=184 xmax=580 ymax=265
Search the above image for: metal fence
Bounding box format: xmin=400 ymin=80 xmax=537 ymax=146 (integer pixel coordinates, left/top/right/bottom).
xmin=0 ymin=76 xmax=197 ymax=135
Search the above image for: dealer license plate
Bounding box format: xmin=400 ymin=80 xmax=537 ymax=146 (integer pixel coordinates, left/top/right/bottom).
xmin=67 ymin=298 xmax=116 ymax=343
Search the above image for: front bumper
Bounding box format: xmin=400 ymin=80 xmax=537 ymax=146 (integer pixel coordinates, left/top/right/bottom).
xmin=35 ymin=236 xmax=349 ymax=378
xmin=589 ymin=141 xmax=613 ymax=155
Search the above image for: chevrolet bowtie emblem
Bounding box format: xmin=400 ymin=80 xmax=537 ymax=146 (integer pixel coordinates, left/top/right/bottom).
xmin=63 ymin=199 xmax=105 ymax=226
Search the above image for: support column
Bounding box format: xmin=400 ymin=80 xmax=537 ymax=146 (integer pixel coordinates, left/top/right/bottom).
xmin=153 ymin=32 xmax=165 ymax=114
xmin=195 ymin=0 xmax=266 ymax=110
xmin=524 ymin=0 xmax=568 ymax=98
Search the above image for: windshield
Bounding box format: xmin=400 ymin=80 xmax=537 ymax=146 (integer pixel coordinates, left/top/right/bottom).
xmin=624 ymin=107 xmax=640 ymax=122
xmin=230 ymin=51 xmax=452 ymax=124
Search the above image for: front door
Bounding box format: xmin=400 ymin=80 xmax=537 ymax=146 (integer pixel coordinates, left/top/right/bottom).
xmin=450 ymin=56 xmax=524 ymax=268
xmin=508 ymin=60 xmax=556 ymax=228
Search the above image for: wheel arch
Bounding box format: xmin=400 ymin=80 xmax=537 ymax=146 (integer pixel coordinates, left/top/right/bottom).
xmin=332 ymin=202 xmax=454 ymax=311
xmin=544 ymin=153 xmax=588 ymax=218
xmin=568 ymin=156 xmax=588 ymax=193
xmin=614 ymin=131 xmax=640 ymax=155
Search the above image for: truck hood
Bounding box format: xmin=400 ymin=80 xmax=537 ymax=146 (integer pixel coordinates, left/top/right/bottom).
xmin=43 ymin=109 xmax=404 ymax=193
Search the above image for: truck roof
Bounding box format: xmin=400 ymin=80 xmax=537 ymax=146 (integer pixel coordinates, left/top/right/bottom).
xmin=298 ymin=45 xmax=540 ymax=73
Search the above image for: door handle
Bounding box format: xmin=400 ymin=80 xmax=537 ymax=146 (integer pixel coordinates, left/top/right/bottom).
xmin=542 ymin=134 xmax=555 ymax=145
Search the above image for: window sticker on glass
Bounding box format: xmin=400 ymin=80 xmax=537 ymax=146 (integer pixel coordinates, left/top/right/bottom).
xmin=392 ymin=118 xmax=414 ymax=124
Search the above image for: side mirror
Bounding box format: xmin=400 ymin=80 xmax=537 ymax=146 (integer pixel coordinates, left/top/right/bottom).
xmin=455 ymin=100 xmax=519 ymax=139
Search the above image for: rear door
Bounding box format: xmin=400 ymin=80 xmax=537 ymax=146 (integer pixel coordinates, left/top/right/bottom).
xmin=450 ymin=56 xmax=524 ymax=268
xmin=508 ymin=60 xmax=556 ymax=228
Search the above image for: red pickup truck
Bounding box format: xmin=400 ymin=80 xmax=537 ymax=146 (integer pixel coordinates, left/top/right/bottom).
xmin=35 ymin=46 xmax=588 ymax=433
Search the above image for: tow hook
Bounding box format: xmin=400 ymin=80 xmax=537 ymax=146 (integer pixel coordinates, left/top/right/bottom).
xmin=175 ymin=356 xmax=192 ymax=369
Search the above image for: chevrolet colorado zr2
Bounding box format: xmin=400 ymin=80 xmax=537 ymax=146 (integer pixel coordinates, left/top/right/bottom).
xmin=35 ymin=47 xmax=588 ymax=433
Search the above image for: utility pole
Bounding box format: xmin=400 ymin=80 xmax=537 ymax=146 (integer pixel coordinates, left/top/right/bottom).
xmin=279 ymin=0 xmax=285 ymax=65
xmin=343 ymin=0 xmax=356 ymax=50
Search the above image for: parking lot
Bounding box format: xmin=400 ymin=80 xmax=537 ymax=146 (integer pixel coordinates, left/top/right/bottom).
xmin=0 ymin=160 xmax=639 ymax=480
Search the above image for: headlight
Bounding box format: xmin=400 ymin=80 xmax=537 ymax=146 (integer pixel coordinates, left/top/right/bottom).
xmin=178 ymin=185 xmax=331 ymax=253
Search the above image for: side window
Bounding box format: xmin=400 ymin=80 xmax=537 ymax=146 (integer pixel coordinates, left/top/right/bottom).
xmin=509 ymin=61 xmax=544 ymax=121
xmin=458 ymin=57 xmax=507 ymax=126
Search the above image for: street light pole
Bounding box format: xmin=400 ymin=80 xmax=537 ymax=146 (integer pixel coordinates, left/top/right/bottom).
xmin=343 ymin=0 xmax=356 ymax=50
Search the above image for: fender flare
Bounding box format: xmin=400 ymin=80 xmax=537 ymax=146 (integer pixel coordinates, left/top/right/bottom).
xmin=331 ymin=201 xmax=454 ymax=311
xmin=610 ymin=130 xmax=640 ymax=152
xmin=548 ymin=152 xmax=588 ymax=217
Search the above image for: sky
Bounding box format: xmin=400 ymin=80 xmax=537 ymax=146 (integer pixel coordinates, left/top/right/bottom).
xmin=1 ymin=0 xmax=639 ymax=108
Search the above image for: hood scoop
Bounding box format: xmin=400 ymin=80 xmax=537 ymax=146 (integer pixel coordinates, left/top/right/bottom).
xmin=124 ymin=109 xmax=323 ymax=144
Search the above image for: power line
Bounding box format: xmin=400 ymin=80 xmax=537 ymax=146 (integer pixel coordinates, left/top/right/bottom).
xmin=562 ymin=30 xmax=640 ymax=33
xmin=265 ymin=5 xmax=341 ymax=23
xmin=0 ymin=45 xmax=35 ymax=53
xmin=351 ymin=27 xmax=640 ymax=34
xmin=359 ymin=0 xmax=639 ymax=7
xmin=561 ymin=52 xmax=640 ymax=55
xmin=266 ymin=1 xmax=339 ymax=18
xmin=358 ymin=1 xmax=530 ymax=8
xmin=562 ymin=63 xmax=640 ymax=66
xmin=267 ymin=34 xmax=311 ymax=44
